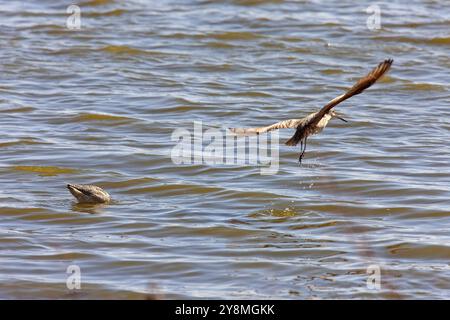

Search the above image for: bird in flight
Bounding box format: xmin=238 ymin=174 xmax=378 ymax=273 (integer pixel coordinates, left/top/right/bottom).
xmin=230 ymin=59 xmax=393 ymax=163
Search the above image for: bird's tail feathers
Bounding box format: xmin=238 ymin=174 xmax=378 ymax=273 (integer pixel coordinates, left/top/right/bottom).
xmin=285 ymin=128 xmax=303 ymax=146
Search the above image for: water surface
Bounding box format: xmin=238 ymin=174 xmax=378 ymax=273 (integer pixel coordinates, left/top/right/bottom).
xmin=0 ymin=0 xmax=449 ymax=299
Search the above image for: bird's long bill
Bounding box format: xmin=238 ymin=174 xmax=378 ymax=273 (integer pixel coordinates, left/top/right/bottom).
xmin=336 ymin=115 xmax=347 ymax=122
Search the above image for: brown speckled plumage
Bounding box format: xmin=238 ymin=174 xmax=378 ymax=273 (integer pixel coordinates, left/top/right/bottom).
xmin=67 ymin=184 xmax=111 ymax=204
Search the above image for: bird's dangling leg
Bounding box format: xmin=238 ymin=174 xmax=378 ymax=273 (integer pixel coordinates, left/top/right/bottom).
xmin=298 ymin=137 xmax=307 ymax=163
xmin=298 ymin=140 xmax=303 ymax=164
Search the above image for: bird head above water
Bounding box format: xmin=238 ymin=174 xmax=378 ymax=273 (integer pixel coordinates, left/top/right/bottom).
xmin=304 ymin=109 xmax=348 ymax=135
xmin=67 ymin=184 xmax=111 ymax=204
xmin=329 ymin=110 xmax=347 ymax=123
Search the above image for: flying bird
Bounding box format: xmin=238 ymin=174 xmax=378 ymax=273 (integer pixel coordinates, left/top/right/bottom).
xmin=67 ymin=184 xmax=111 ymax=204
xmin=230 ymin=59 xmax=393 ymax=162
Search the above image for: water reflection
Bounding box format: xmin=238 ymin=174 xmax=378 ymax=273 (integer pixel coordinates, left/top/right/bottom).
xmin=70 ymin=202 xmax=109 ymax=214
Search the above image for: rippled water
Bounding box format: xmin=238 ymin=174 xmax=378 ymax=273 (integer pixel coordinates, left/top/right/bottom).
xmin=0 ymin=0 xmax=449 ymax=299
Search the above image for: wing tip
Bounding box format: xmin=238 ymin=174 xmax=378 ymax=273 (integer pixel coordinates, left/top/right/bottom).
xmin=379 ymin=58 xmax=394 ymax=73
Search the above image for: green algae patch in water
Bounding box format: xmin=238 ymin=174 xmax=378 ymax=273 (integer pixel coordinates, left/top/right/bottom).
xmin=0 ymin=139 xmax=47 ymax=148
xmin=101 ymin=45 xmax=149 ymax=56
xmin=207 ymin=31 xmax=263 ymax=41
xmin=0 ymin=106 xmax=35 ymax=113
xmin=73 ymin=113 xmax=136 ymax=124
xmin=11 ymin=165 xmax=80 ymax=176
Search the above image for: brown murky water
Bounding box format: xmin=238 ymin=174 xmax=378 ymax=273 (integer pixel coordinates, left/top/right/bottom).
xmin=0 ymin=0 xmax=449 ymax=299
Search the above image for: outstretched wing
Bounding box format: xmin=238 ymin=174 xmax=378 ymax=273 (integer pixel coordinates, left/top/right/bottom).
xmin=229 ymin=118 xmax=306 ymax=135
xmin=285 ymin=59 xmax=393 ymax=146
xmin=312 ymin=59 xmax=393 ymax=127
